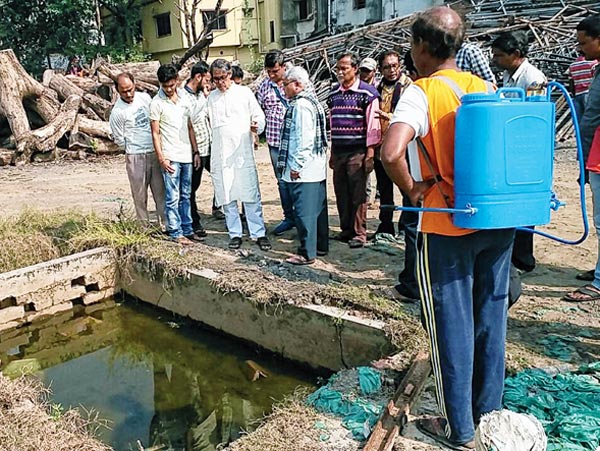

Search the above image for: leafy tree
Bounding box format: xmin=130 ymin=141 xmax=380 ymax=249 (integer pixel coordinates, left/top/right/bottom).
xmin=0 ymin=0 xmax=96 ymax=76
xmin=97 ymin=0 xmax=142 ymax=49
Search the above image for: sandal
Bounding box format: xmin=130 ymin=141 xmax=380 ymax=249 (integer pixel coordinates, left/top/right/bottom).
xmin=175 ymin=236 xmax=194 ymax=246
xmin=348 ymin=238 xmax=365 ymax=249
xmin=228 ymin=237 xmax=242 ymax=250
xmin=286 ymin=255 xmax=315 ymax=266
xmin=416 ymin=417 xmax=475 ymax=451
xmin=256 ymin=236 xmax=272 ymax=251
xmin=576 ymin=270 xmax=595 ymax=281
xmin=563 ymin=284 xmax=600 ymax=302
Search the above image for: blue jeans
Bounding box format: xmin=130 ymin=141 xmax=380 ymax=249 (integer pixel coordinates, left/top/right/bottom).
xmin=416 ymin=229 xmax=514 ymax=444
xmin=269 ymin=145 xmax=294 ymax=222
xmin=590 ymin=172 xmax=600 ymax=290
xmin=162 ymin=162 xmax=193 ymax=239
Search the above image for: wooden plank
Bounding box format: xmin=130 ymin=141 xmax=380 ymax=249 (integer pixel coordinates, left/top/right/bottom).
xmin=364 ymin=350 xmax=432 ymax=451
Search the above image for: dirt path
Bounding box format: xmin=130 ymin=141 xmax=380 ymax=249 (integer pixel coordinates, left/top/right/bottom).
xmin=1 ymin=144 xmax=599 ymax=449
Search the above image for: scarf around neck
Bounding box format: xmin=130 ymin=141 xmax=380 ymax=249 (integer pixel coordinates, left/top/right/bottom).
xmin=277 ymin=89 xmax=327 ymax=176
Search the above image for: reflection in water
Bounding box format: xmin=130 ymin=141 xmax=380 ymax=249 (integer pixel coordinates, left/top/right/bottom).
xmin=0 ymin=300 xmax=317 ymax=451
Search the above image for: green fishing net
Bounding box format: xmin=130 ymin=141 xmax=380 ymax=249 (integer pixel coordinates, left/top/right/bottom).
xmin=306 ymin=367 xmax=384 ymax=440
xmin=503 ymin=362 xmax=600 ymax=450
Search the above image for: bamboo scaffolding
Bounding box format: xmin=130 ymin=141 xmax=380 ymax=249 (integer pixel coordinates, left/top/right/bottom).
xmin=283 ymin=0 xmax=597 ymax=141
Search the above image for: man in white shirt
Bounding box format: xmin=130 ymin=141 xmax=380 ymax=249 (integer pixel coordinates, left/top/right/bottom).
xmin=207 ymin=59 xmax=271 ymax=252
xmin=492 ymin=31 xmax=547 ymax=93
xmin=492 ymin=31 xmax=547 ymax=273
xmin=150 ymin=64 xmax=202 ymax=245
xmin=109 ymin=73 xmax=165 ymax=227
xmin=279 ymin=66 xmax=329 ymax=265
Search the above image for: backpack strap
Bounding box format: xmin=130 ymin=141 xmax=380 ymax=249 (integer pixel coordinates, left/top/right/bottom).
xmin=415 ymin=75 xmax=494 ymax=208
xmin=433 ymin=75 xmax=466 ymax=99
xmin=413 ymin=74 xmax=469 ymax=208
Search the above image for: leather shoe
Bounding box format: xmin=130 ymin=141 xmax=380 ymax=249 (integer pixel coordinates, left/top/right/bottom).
xmin=273 ymin=220 xmax=295 ymax=236
xmin=185 ymin=233 xmax=205 ymax=243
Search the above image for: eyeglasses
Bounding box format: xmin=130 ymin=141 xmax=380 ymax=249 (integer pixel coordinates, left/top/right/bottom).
xmin=382 ymin=64 xmax=400 ymax=71
xmin=213 ymin=74 xmax=230 ymax=82
xmin=282 ymin=80 xmax=294 ymax=87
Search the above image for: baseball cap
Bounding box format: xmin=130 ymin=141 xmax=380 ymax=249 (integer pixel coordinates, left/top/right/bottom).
xmin=359 ymin=57 xmax=377 ymax=71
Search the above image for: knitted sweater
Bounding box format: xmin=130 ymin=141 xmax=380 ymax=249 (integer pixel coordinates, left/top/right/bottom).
xmin=328 ymin=80 xmax=379 ymax=152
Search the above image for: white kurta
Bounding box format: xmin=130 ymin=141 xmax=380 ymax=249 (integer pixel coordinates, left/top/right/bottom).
xmin=207 ymin=83 xmax=266 ymax=206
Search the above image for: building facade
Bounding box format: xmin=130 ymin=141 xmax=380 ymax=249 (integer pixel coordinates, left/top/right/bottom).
xmin=281 ymin=0 xmax=444 ymax=46
xmin=104 ymin=0 xmax=281 ymax=67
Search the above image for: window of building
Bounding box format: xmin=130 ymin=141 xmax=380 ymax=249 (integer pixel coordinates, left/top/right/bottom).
xmin=269 ymin=20 xmax=275 ymax=43
xmin=155 ymin=13 xmax=171 ymax=38
xmin=353 ymin=0 xmax=366 ymax=9
xmin=298 ymin=0 xmax=312 ymax=20
xmin=203 ymin=10 xmax=227 ymax=31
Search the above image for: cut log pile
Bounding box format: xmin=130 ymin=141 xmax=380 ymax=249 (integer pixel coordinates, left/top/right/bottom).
xmin=0 ymin=49 xmax=208 ymax=166
xmin=283 ymin=0 xmax=599 ymax=141
xmin=1 ymin=0 xmax=597 ymax=166
xmin=0 ymin=50 xmax=163 ymax=166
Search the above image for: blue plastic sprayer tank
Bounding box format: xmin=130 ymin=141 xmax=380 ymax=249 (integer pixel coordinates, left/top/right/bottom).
xmin=453 ymin=88 xmax=555 ymax=229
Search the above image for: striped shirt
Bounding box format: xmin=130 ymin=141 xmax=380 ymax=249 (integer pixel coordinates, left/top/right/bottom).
xmin=183 ymin=85 xmax=212 ymax=157
xmin=569 ymin=57 xmax=598 ymax=96
xmin=256 ymin=78 xmax=286 ymax=148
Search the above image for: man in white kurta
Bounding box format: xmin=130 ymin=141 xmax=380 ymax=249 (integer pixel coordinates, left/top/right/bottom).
xmin=207 ymin=59 xmax=271 ymax=251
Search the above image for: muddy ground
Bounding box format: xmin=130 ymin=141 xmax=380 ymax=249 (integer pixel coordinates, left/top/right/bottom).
xmin=1 ymin=143 xmax=599 ymax=450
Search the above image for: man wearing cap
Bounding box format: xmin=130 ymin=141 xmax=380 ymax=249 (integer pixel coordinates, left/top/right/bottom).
xmin=359 ymin=57 xmax=378 ymax=85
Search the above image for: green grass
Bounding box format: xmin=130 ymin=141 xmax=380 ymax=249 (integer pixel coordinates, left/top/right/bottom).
xmin=0 ymin=209 xmax=152 ymax=273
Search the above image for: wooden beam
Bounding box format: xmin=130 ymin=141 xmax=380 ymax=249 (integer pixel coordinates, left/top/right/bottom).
xmin=364 ymin=351 xmax=432 ymax=451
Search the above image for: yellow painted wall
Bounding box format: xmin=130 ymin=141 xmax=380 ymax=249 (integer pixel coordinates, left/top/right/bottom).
xmin=140 ymin=1 xmax=186 ymax=55
xmin=257 ymin=0 xmax=282 ymax=51
xmin=137 ymin=0 xmax=279 ymax=67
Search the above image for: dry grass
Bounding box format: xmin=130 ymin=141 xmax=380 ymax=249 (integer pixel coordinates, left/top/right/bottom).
xmin=0 ymin=209 xmax=86 ymax=273
xmin=0 ymin=374 xmax=111 ymax=451
xmin=224 ymin=390 xmax=358 ymax=451
xmin=0 ymin=209 xmax=153 ymax=274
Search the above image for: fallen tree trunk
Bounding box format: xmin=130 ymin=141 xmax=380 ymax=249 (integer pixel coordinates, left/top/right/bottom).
xmin=0 ymin=49 xmax=61 ymax=142
xmin=97 ymin=62 xmax=159 ymax=95
xmin=48 ymin=73 xmax=112 ymax=121
xmin=76 ymin=115 xmax=112 ymax=139
xmin=65 ymin=75 xmax=102 ymax=94
xmin=96 ymin=60 xmax=160 ymax=87
xmin=15 ymin=95 xmax=81 ymax=164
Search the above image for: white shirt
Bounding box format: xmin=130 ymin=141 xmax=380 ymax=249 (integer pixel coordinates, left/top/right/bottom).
xmin=149 ymin=88 xmax=194 ymax=163
xmin=109 ymin=92 xmax=154 ymax=154
xmin=502 ymin=59 xmax=546 ymax=92
xmin=207 ymin=83 xmax=266 ymax=205
xmin=390 ymin=83 xmax=431 ymax=183
xmin=282 ymin=97 xmax=327 ymax=183
xmin=390 ymin=84 xmax=430 ymax=139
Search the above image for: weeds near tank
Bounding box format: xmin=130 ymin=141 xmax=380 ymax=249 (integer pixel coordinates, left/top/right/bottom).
xmin=225 ymin=388 xmax=349 ymax=451
xmin=0 ymin=374 xmax=111 ymax=451
xmin=0 ymin=209 xmax=424 ymax=362
xmin=0 ymin=209 xmax=88 ymax=273
xmin=0 ymin=209 xmax=152 ymax=273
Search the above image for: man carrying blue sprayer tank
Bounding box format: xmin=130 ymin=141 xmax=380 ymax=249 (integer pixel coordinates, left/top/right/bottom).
xmin=382 ymin=7 xmax=514 ymax=450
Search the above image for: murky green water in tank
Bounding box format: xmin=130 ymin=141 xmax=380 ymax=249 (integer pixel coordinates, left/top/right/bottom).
xmin=0 ymin=300 xmax=317 ymax=451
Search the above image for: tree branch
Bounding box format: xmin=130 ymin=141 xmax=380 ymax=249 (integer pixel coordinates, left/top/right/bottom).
xmin=174 ymin=0 xmax=228 ymax=68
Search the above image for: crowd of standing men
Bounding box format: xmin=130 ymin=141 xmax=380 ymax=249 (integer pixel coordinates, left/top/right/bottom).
xmin=109 ymin=9 xmax=600 ymax=450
